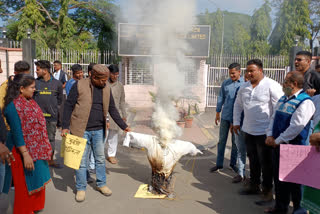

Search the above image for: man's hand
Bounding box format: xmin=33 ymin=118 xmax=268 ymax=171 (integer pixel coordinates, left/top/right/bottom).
xmin=215 ymin=112 xmax=221 ymax=126
xmin=229 ymin=124 xmax=233 ymax=134
xmin=22 ymin=152 xmax=34 ymax=171
xmin=310 ymin=133 xmax=320 ymax=152
xmin=306 ymin=89 xmax=316 ymax=97
xmin=0 ymin=143 xmax=15 ymax=165
xmin=61 ymin=129 xmax=70 ymax=137
xmin=233 ymin=125 xmax=240 ymax=135
xmin=265 ymin=136 xmax=277 ymax=147
xmin=107 ymin=122 xmax=110 ymax=129
xmin=124 ymin=127 xmax=131 ymax=132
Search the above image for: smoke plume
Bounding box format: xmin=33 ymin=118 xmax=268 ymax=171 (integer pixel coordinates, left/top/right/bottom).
xmin=121 ymin=0 xmax=197 ymax=147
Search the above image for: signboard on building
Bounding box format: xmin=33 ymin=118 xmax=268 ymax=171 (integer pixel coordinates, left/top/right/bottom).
xmin=118 ymin=23 xmax=210 ymax=58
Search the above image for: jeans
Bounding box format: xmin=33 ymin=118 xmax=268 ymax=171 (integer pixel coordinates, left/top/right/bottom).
xmin=216 ymin=119 xmax=237 ymax=168
xmin=76 ymin=129 xmax=106 ymax=191
xmin=245 ymin=133 xmax=273 ymax=191
xmin=235 ymin=130 xmax=246 ymax=177
xmin=46 ymin=121 xmax=57 ymax=152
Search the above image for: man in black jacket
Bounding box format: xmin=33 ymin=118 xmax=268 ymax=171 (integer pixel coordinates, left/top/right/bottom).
xmin=295 ymin=51 xmax=320 ymax=96
xmin=34 ymin=60 xmax=63 ymax=168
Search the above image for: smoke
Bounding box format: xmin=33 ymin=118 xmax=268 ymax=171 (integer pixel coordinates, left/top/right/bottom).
xmin=120 ymin=0 xmax=197 ymax=147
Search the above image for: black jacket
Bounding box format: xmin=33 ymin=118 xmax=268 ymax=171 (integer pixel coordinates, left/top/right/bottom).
xmin=34 ymin=76 xmax=63 ymax=122
xmin=304 ymin=68 xmax=320 ymax=95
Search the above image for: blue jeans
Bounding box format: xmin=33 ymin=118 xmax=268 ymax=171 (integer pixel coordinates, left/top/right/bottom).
xmin=76 ymin=129 xmax=106 ymax=191
xmin=216 ymin=119 xmax=237 ymax=168
xmin=235 ymin=130 xmax=246 ymax=177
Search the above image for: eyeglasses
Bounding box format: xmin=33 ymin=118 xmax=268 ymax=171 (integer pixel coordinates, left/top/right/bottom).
xmin=294 ymin=58 xmax=305 ymax=62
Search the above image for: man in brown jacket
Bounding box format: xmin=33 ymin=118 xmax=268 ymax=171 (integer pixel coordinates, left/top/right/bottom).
xmin=106 ymin=64 xmax=127 ymax=164
xmin=62 ymin=64 xmax=130 ymax=202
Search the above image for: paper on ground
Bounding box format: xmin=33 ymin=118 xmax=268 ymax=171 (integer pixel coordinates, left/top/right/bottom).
xmin=134 ymin=184 xmax=166 ymax=199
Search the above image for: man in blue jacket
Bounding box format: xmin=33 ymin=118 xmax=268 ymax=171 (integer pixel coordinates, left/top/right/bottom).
xmin=210 ymin=63 xmax=244 ymax=173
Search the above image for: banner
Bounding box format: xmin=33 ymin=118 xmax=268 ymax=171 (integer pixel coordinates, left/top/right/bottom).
xmin=61 ymin=134 xmax=87 ymax=170
xmin=279 ymin=144 xmax=320 ymax=189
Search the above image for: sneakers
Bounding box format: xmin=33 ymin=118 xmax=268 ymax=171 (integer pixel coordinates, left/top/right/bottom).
xmin=75 ymin=191 xmax=86 ymax=202
xmin=107 ymin=157 xmax=118 ymax=164
xmin=96 ymin=186 xmax=112 ymax=196
xmin=232 ymin=175 xmax=245 ymax=183
xmin=209 ymin=165 xmax=223 ymax=173
xmin=239 ymin=184 xmax=261 ymax=195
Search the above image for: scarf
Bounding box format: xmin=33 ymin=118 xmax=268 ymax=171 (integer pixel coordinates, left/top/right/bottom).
xmin=13 ymin=96 xmax=52 ymax=161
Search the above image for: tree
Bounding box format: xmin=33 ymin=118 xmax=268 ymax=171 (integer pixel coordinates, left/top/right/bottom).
xmin=308 ymin=0 xmax=320 ymax=49
xmin=269 ymin=0 xmax=312 ymax=55
xmin=230 ymin=22 xmax=251 ymax=55
xmin=249 ymin=1 xmax=272 ymax=55
xmin=1 ymin=0 xmax=117 ymax=52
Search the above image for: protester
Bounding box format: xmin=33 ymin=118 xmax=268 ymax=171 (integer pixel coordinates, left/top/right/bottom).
xmin=231 ymin=72 xmax=249 ymax=183
xmin=106 ymin=64 xmax=127 ymax=164
xmin=0 ymin=108 xmax=14 ymax=195
xmin=65 ymin=64 xmax=84 ymax=96
xmin=34 ymin=60 xmax=63 ymax=168
xmin=295 ymin=51 xmax=320 ymax=96
xmin=62 ymin=64 xmax=130 ymax=202
xmin=233 ymin=59 xmax=283 ymax=205
xmin=300 ymin=122 xmax=320 ymax=214
xmin=264 ymin=71 xmax=314 ymax=213
xmin=3 ymin=74 xmax=52 ymax=214
xmin=210 ymin=63 xmax=244 ymax=173
xmin=53 ymin=60 xmax=68 ymax=88
xmin=0 ymin=61 xmax=30 ymax=197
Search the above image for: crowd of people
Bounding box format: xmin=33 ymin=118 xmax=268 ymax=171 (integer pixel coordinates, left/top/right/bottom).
xmin=211 ymin=51 xmax=320 ymax=214
xmin=0 ymin=60 xmax=129 ymax=213
xmin=0 ymin=51 xmax=320 ymax=213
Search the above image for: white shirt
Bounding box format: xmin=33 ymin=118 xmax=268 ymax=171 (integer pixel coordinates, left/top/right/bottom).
xmin=266 ymin=89 xmax=315 ymax=144
xmin=312 ymin=94 xmax=320 ymax=127
xmin=53 ymin=69 xmax=61 ymax=81
xmin=233 ymin=77 xmax=283 ymax=135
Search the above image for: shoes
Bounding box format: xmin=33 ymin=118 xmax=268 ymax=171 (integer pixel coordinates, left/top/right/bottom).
xmin=107 ymin=157 xmax=118 ymax=164
xmin=239 ymin=184 xmax=261 ymax=195
xmin=232 ymin=175 xmax=245 ymax=183
xmin=255 ymin=190 xmax=273 ymax=206
xmin=96 ymin=186 xmax=112 ymax=196
xmin=75 ymin=191 xmax=86 ymax=202
xmin=209 ymin=165 xmax=223 ymax=173
xmin=229 ymin=165 xmax=239 ymax=174
xmin=264 ymin=207 xmax=287 ymax=214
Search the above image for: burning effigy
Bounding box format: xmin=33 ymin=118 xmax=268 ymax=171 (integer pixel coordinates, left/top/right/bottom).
xmin=124 ymin=132 xmax=202 ymax=198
